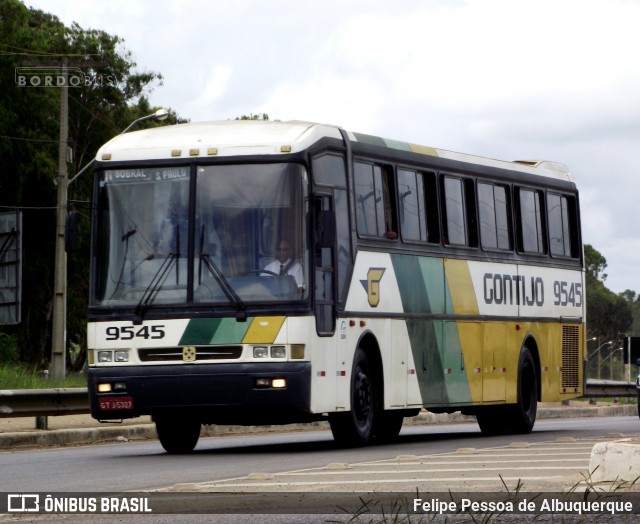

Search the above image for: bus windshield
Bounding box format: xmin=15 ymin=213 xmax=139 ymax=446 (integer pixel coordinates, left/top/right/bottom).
xmin=93 ymin=163 xmax=309 ymax=308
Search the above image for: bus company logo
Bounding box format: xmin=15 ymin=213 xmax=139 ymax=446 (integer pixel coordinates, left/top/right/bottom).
xmin=7 ymin=494 xmax=39 ymax=512
xmin=360 ymin=267 xmax=385 ymax=307
xmin=182 ymin=346 xmax=196 ymax=362
xmin=15 ymin=67 xmax=115 ymax=88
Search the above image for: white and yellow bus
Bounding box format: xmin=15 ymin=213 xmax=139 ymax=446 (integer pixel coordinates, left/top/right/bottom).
xmin=87 ymin=120 xmax=585 ymax=453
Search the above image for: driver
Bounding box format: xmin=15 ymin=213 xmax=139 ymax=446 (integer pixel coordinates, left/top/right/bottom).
xmin=262 ymin=239 xmax=303 ymax=288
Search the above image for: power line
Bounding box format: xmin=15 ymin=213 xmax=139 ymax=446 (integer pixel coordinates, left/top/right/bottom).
xmin=0 ymin=43 xmax=86 ymax=58
xmin=0 ymin=205 xmax=57 ymax=211
xmin=0 ymin=134 xmax=59 ymax=144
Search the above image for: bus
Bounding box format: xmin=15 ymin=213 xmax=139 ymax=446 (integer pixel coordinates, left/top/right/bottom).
xmin=87 ymin=120 xmax=585 ymax=453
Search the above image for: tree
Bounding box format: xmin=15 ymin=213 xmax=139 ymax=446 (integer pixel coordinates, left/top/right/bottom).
xmin=0 ymin=0 xmax=181 ymax=369
xmin=584 ymin=243 xmax=608 ymax=283
xmin=584 ymin=244 xmax=632 ymax=343
xmin=235 ymin=113 xmax=269 ymax=121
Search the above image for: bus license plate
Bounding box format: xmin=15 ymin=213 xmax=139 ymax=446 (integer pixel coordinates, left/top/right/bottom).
xmin=98 ymin=397 xmax=134 ymax=410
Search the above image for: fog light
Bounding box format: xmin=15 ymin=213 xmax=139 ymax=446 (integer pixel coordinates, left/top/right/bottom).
xmin=114 ymin=350 xmax=129 ymax=362
xmin=271 ymin=378 xmax=286 ymax=389
xmin=253 ymin=346 xmax=268 ymax=358
xmin=97 ymin=383 xmax=112 ymax=393
xmin=255 ymin=377 xmax=270 ymax=388
xmin=113 ymin=382 xmax=127 ymax=391
xmin=98 ymin=351 xmax=112 ymax=363
xmin=270 ymin=346 xmax=286 ymax=358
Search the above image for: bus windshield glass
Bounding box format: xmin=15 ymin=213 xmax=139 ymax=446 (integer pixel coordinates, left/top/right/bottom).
xmin=93 ymin=163 xmax=308 ymax=308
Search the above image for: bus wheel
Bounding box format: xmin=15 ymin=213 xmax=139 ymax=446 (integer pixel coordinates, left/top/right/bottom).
xmin=636 ymin=392 xmax=640 ymax=419
xmin=374 ymin=411 xmax=404 ymax=442
xmin=329 ymin=349 xmax=376 ymax=446
xmin=508 ymin=347 xmax=538 ymax=434
xmin=476 ymin=407 xmax=504 ymax=435
xmin=155 ymin=416 xmax=201 ymax=454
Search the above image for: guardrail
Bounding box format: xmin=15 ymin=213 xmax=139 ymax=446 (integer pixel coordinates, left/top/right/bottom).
xmin=0 ymin=388 xmax=89 ymax=418
xmin=583 ymin=379 xmax=638 ymax=398
xmin=0 ymin=381 xmax=637 ymax=420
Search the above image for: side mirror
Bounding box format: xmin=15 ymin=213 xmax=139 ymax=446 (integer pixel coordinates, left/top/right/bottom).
xmin=635 ymin=358 xmax=640 ymax=367
xmin=65 ymin=210 xmax=79 ymax=252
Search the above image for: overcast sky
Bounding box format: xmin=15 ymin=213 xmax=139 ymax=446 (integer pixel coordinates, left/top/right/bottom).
xmin=26 ymin=0 xmax=640 ymax=294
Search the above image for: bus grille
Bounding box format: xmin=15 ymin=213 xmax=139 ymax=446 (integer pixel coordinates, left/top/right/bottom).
xmin=561 ymin=326 xmax=580 ymax=389
xmin=138 ymin=346 xmax=243 ymax=362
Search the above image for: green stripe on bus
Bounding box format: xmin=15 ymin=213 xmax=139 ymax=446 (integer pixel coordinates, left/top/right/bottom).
xmin=391 ymin=254 xmax=445 ymax=314
xmin=211 ymin=318 xmax=252 ymax=344
xmin=391 ymin=255 xmax=430 ymax=313
xmin=179 ymin=317 xmax=252 ymax=345
xmin=406 ymin=319 xmax=448 ymax=404
xmin=392 ymin=254 xmax=472 ymax=405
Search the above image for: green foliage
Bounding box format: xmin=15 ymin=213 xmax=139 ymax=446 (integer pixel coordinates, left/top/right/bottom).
xmin=585 ymin=243 xmax=608 ymax=282
xmin=0 ymin=332 xmax=18 ymax=363
xmin=0 ymin=363 xmax=86 ymax=389
xmin=0 ymin=0 xmax=180 ymax=369
xmin=584 ymin=244 xmax=634 ymax=343
xmin=235 ymin=113 xmax=269 ymax=121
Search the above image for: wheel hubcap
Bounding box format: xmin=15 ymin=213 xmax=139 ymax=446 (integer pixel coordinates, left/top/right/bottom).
xmin=354 ymin=368 xmax=372 ymax=426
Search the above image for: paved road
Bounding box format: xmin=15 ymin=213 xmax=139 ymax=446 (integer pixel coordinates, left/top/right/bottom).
xmin=1 ymin=416 xmax=639 ymax=492
xmin=2 ymin=416 xmax=640 ymax=523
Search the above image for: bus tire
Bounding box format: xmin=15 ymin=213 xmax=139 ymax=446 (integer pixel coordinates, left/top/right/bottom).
xmin=476 ymin=407 xmax=504 ymax=435
xmin=155 ymin=416 xmax=201 ymax=454
xmin=636 ymin=392 xmax=640 ymax=419
xmin=374 ymin=411 xmax=404 ymax=442
xmin=329 ymin=348 xmax=376 ymax=446
xmin=507 ymin=347 xmax=538 ymax=434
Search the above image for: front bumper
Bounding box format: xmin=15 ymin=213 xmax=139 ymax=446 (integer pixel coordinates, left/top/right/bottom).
xmin=88 ymin=362 xmax=312 ymax=425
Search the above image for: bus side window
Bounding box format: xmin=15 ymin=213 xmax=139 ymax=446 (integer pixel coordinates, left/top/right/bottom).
xmin=380 ymin=166 xmax=398 ymax=239
xmin=441 ymin=175 xmax=467 ymax=246
xmin=398 ymin=169 xmax=439 ymax=243
xmin=478 ymin=182 xmax=512 ymax=251
xmin=547 ymin=193 xmax=579 ymax=258
xmin=517 ymin=187 xmax=547 ymax=254
xmin=354 ymin=161 xmax=397 ymax=239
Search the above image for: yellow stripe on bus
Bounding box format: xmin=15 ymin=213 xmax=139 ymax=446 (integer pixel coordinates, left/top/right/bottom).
xmin=444 ymin=259 xmax=479 ymax=315
xmin=242 ymin=316 xmax=286 ymax=344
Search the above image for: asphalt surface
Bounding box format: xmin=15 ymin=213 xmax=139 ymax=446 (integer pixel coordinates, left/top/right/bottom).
xmin=0 ymin=401 xmax=637 ymax=450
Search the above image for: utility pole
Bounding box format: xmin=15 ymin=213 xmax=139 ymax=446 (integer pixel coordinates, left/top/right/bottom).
xmin=22 ymin=57 xmax=166 ymax=380
xmin=51 ymin=57 xmax=68 ymax=381
xmin=20 ymin=57 xmax=103 ymax=380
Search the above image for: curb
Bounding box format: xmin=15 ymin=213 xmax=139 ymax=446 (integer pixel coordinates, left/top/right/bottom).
xmin=1 ymin=404 xmax=637 ymax=450
xmin=589 ymin=437 xmax=640 ymax=483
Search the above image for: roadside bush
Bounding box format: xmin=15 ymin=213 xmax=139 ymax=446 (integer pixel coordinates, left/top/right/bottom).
xmin=0 ymin=332 xmax=19 ymax=364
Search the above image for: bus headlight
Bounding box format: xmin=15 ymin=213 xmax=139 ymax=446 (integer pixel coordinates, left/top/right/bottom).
xmin=114 ymin=350 xmax=129 ymax=362
xmin=253 ymin=346 xmax=269 ymax=358
xmin=98 ymin=351 xmax=113 ymax=363
xmin=270 ymin=346 xmax=286 ymax=358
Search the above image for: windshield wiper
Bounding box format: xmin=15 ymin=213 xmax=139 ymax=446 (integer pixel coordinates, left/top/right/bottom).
xmin=134 ymin=226 xmax=181 ymax=321
xmin=134 ymin=252 xmax=177 ymax=321
xmin=198 ymin=225 xmax=246 ymax=320
xmin=110 ymin=226 xmax=138 ymax=299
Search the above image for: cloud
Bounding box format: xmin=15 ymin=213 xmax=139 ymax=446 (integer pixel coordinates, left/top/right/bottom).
xmin=25 ymin=0 xmax=640 ymax=293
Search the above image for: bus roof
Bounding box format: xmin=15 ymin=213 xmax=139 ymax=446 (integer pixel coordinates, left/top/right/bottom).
xmin=96 ymin=120 xmax=573 ymax=182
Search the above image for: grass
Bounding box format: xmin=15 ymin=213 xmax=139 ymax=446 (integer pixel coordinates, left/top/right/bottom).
xmin=0 ymin=363 xmax=87 ymax=389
